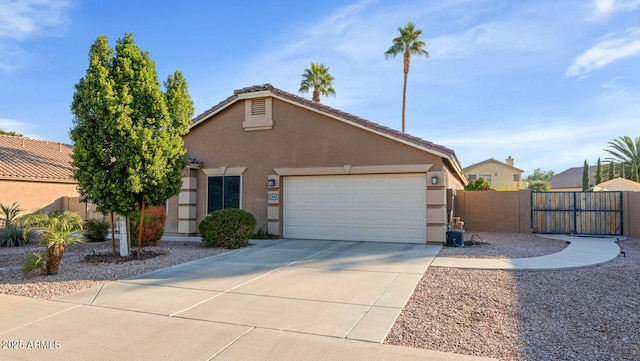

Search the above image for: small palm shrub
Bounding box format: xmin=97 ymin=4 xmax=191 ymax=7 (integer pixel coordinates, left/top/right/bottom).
xmin=84 ymin=218 xmax=110 ymax=242
xmin=21 ymin=210 xmax=85 ymax=275
xmin=130 ymin=205 xmax=166 ymax=247
xmin=199 ymin=209 xmax=256 ymax=249
xmin=0 ymin=202 xmax=27 ymax=247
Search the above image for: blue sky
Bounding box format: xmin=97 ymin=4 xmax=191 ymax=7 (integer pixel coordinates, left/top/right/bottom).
xmin=1 ymin=0 xmax=638 ymax=175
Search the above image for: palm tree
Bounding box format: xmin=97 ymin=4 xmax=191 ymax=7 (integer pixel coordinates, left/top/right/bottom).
xmin=22 ymin=211 xmax=85 ymax=275
xmin=385 ymin=22 xmax=430 ymax=133
xmin=299 ymin=62 xmax=336 ymax=103
xmin=604 ymin=136 xmax=640 ymax=182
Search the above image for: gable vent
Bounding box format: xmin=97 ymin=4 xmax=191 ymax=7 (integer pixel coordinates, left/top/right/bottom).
xmin=251 ymin=99 xmax=266 ymax=116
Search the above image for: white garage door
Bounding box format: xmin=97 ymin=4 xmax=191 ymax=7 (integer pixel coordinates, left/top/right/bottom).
xmin=283 ymin=174 xmax=427 ymax=243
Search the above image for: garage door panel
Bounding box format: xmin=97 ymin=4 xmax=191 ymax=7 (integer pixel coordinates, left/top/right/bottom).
xmin=284 ymin=174 xmax=427 ymax=243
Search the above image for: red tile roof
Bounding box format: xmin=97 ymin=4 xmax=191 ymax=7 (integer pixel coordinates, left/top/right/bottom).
xmin=0 ymin=135 xmax=75 ymax=182
xmin=192 ymin=84 xmax=463 ymax=175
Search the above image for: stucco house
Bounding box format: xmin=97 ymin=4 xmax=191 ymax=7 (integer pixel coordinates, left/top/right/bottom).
xmin=0 ymin=135 xmax=82 ymax=215
xmin=463 ymin=157 xmax=524 ymax=189
xmin=165 ymin=84 xmax=466 ymax=244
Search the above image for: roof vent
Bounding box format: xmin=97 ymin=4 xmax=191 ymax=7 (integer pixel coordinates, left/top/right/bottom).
xmin=243 ymin=97 xmax=273 ymax=131
xmin=251 ymin=98 xmax=266 ymax=116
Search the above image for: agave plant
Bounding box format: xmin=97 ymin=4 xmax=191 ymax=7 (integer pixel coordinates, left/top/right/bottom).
xmin=21 ymin=211 xmax=85 ymax=275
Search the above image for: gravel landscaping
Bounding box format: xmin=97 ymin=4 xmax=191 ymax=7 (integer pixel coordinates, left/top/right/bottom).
xmin=1 ymin=232 xmax=638 ymax=360
xmin=386 ymin=232 xmax=639 ymax=361
xmin=0 ymin=239 xmax=228 ymax=299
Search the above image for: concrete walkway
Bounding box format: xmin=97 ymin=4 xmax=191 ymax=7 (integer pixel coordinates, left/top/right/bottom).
xmin=431 ymin=234 xmax=622 ymax=270
xmin=0 ymin=239 xmax=496 ymax=361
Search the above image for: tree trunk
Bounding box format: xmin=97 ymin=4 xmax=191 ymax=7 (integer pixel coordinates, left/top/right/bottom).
xmin=46 ymin=244 xmax=64 ymax=275
xmin=110 ymin=212 xmax=116 ymax=254
xmin=312 ymin=88 xmax=320 ymax=102
xmin=402 ymin=50 xmax=411 ymax=133
xmin=137 ymin=198 xmax=145 ymax=256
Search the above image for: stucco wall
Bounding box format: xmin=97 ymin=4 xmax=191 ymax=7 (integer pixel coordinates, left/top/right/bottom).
xmin=624 ymin=191 xmax=640 ymax=239
xmin=455 ymin=190 xmax=640 ymax=238
xmin=166 ymin=97 xmax=448 ymax=236
xmin=0 ymin=180 xmax=80 ymax=215
xmin=454 ymin=190 xmax=531 ymax=233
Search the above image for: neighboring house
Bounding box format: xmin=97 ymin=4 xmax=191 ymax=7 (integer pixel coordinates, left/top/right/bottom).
xmin=547 ymin=166 xmax=596 ymax=191
xmin=0 ymin=135 xmax=94 ymax=218
xmin=463 ymin=157 xmax=524 ymax=189
xmin=593 ymin=178 xmax=640 ymax=192
xmin=0 ymin=135 xmax=80 ymax=214
xmin=166 ymin=84 xmax=466 ymax=244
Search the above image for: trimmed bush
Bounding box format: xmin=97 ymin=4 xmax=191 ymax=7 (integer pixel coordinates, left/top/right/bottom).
xmin=130 ymin=205 xmax=166 ymax=247
xmin=199 ymin=209 xmax=256 ymax=249
xmin=84 ymin=218 xmax=109 ymax=242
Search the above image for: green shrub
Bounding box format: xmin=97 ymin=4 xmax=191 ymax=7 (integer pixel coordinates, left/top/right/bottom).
xmin=0 ymin=202 xmax=27 ymax=247
xmin=464 ymin=177 xmax=495 ymax=191
xmin=528 ymin=180 xmax=551 ymax=192
xmin=253 ymin=227 xmax=270 ymax=240
xmin=130 ymin=205 xmax=166 ymax=247
xmin=84 ymin=218 xmax=110 ymax=242
xmin=199 ymin=209 xmax=256 ymax=249
xmin=21 ymin=252 xmax=45 ymax=276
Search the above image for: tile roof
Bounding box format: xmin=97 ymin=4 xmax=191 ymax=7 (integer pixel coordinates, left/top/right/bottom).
xmin=0 ymin=135 xmax=75 ymax=182
xmin=547 ymin=166 xmax=596 ymax=189
xmin=192 ymin=84 xmax=463 ymax=173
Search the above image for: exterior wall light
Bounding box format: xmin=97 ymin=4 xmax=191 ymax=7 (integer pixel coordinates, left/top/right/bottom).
xmin=268 ymin=179 xmax=276 ymax=187
xmin=431 ymin=175 xmax=438 ymax=185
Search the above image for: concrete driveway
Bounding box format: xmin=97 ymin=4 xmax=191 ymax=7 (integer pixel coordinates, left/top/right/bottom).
xmin=56 ymin=239 xmax=440 ymax=342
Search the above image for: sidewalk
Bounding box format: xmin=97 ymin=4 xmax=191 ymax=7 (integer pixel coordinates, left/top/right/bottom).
xmin=431 ymin=234 xmax=622 ymax=270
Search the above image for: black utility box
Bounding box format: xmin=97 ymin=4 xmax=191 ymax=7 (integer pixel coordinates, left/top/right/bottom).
xmin=446 ymin=229 xmax=465 ymax=247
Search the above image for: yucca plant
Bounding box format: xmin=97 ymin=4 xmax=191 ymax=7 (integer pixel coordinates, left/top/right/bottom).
xmin=21 ymin=211 xmax=85 ymax=275
xmin=0 ymin=202 xmax=26 ymax=247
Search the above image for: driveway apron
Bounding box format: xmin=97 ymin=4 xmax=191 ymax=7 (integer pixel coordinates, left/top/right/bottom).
xmin=54 ymin=239 xmax=441 ymax=343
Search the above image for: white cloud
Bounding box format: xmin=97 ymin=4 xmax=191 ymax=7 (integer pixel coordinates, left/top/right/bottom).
xmin=429 ymin=19 xmax=551 ymax=60
xmin=0 ymin=0 xmax=71 ymax=72
xmin=0 ymin=118 xmax=42 ymax=139
xmin=600 ymin=77 xmax=628 ymax=97
xmin=588 ymin=0 xmax=640 ymax=21
xmin=0 ymin=0 xmax=71 ymax=39
xmin=566 ymin=28 xmax=640 ymax=77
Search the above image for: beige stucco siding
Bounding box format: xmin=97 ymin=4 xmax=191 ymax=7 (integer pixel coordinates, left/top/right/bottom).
xmin=0 ymin=179 xmax=79 ymax=214
xmin=166 ymin=98 xmax=445 ymax=236
xmin=465 ymin=162 xmax=522 ymax=189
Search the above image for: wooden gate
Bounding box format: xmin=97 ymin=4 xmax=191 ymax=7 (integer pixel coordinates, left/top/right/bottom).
xmin=531 ymin=192 xmax=623 ymax=235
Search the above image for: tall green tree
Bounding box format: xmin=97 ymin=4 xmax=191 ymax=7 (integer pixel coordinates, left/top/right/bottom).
xmin=298 ymin=62 xmax=336 ymax=102
xmin=524 ymin=168 xmax=555 ymax=182
xmin=604 ymin=136 xmax=640 ymax=181
xmin=607 ymin=160 xmax=615 ymax=181
xmin=384 ymin=22 xmax=429 ymax=133
xmin=595 ymin=157 xmax=602 ymax=185
xmin=71 ymin=33 xmax=193 ymax=256
xmin=582 ymin=159 xmax=590 ymax=191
